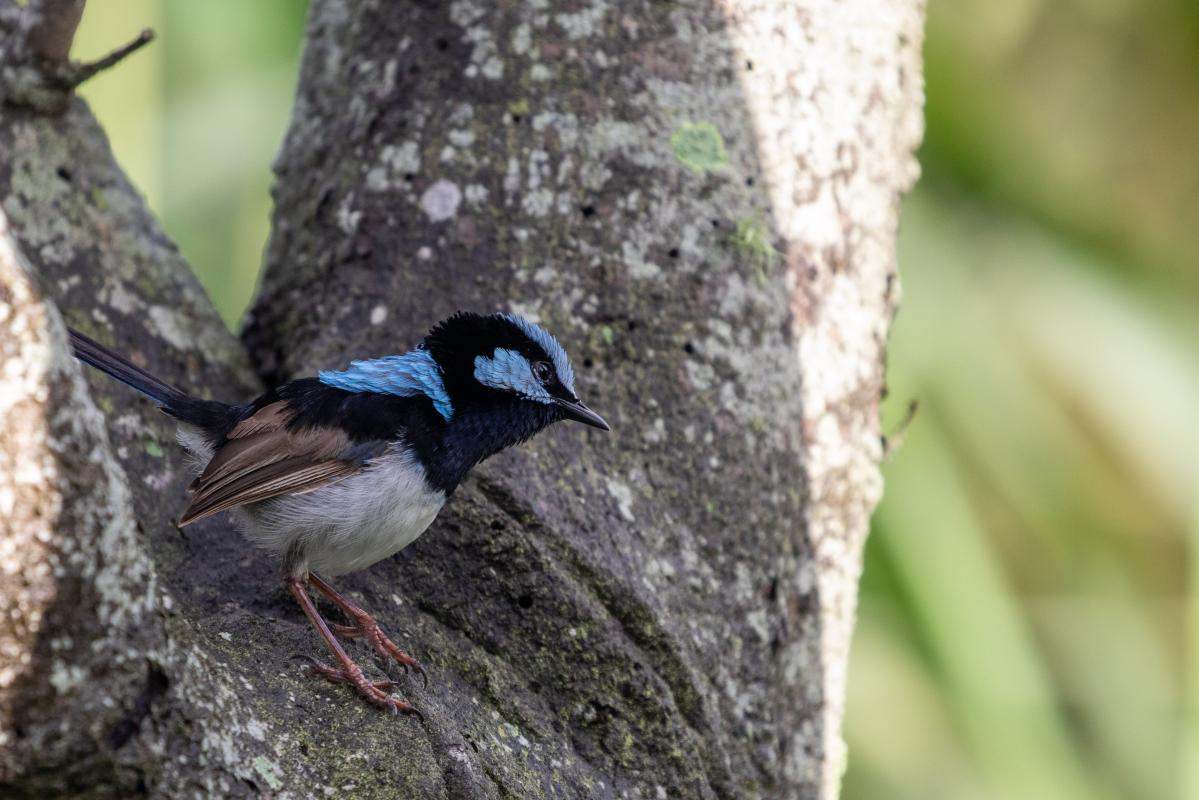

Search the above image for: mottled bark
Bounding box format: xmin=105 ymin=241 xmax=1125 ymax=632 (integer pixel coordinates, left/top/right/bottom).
xmin=0 ymin=0 xmax=923 ymax=798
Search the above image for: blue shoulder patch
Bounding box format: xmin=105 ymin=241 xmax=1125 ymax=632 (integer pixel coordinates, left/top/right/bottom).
xmin=319 ymin=349 xmax=453 ymax=420
xmin=502 ymin=313 xmax=576 ymax=394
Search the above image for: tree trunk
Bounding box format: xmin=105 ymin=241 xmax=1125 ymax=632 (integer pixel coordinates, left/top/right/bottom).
xmin=0 ymin=0 xmax=924 ymax=798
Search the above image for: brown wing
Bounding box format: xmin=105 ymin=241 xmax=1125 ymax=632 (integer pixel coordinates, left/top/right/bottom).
xmin=179 ymin=401 xmax=361 ymax=526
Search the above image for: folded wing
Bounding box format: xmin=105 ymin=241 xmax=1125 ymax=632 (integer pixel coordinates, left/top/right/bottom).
xmin=179 ymin=400 xmax=367 ymax=526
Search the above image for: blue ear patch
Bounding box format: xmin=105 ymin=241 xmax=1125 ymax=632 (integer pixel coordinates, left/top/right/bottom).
xmin=474 ymin=349 xmax=553 ymax=403
xmin=319 ymin=350 xmax=453 ymax=420
xmin=502 ymin=314 xmax=576 ymax=394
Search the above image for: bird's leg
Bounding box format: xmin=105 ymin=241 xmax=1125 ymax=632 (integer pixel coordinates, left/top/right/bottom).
xmin=286 ymin=576 xmax=418 ymax=715
xmin=307 ymin=572 xmax=427 ymax=685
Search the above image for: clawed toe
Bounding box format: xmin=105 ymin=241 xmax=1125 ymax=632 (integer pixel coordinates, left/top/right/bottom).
xmin=303 ymin=657 xmax=394 ymax=692
xmin=373 ymin=652 xmax=429 ymax=688
xmin=357 ymin=680 xmax=420 ymax=716
xmin=409 ymin=660 xmax=429 ymax=689
xmin=366 ymin=623 xmax=425 ymax=679
xmin=338 ymin=616 xmax=429 ymax=687
xmin=302 ymin=657 xmax=417 ymax=714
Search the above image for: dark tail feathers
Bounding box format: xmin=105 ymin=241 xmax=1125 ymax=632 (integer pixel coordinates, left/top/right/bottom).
xmin=69 ymin=327 xmax=232 ymax=431
xmin=70 ymin=327 xmax=183 ymax=406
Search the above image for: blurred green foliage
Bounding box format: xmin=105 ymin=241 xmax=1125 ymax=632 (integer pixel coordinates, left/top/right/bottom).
xmin=850 ymin=2 xmax=1198 ymax=799
xmin=73 ymin=2 xmax=1197 ymax=799
xmin=74 ymin=0 xmax=306 ymax=327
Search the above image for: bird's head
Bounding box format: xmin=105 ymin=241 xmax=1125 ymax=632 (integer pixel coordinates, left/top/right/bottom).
xmin=423 ymin=312 xmax=610 ymax=432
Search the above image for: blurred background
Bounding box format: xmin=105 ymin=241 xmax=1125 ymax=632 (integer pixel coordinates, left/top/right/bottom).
xmin=73 ymin=2 xmax=1197 ymax=798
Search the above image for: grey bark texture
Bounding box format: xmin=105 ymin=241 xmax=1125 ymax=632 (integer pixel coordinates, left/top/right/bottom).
xmin=0 ymin=0 xmax=924 ymax=798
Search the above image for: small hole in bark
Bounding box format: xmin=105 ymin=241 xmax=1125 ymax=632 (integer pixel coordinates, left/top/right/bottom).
xmin=710 ymin=219 xmax=720 ymax=228
xmin=668 ymin=247 xmax=680 ymax=258
xmin=746 ymin=177 xmax=755 ymax=186
xmin=626 ymin=319 xmax=638 ymax=331
xmin=582 ymin=357 xmax=594 ymax=368
xmin=316 ymin=188 xmax=333 ymax=220
xmin=107 ymin=664 xmax=169 ymax=750
xmin=435 ymin=37 xmax=449 ymax=51
xmin=517 ymin=593 xmax=534 ymax=609
xmin=56 ymin=166 xmax=73 ymax=183
xmin=587 ymin=699 xmax=611 ymax=722
xmin=581 ymin=204 xmax=596 ymax=217
xmin=490 ymin=519 xmax=505 ymax=531
xmin=746 ymin=60 xmax=754 ymax=71
xmin=511 ymin=114 xmax=523 ymax=123
xmin=404 ymin=173 xmax=416 ymax=182
xmin=683 ymin=342 xmax=694 ymax=354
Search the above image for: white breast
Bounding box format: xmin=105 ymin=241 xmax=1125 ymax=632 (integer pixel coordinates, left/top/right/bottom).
xmin=232 ymin=447 xmax=446 ymax=577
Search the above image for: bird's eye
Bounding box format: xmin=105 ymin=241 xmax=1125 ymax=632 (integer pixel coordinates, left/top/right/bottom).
xmin=532 ymin=361 xmax=553 ymax=384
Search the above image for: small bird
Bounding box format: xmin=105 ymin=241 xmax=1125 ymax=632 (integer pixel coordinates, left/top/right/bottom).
xmin=69 ymin=312 xmax=609 ymax=714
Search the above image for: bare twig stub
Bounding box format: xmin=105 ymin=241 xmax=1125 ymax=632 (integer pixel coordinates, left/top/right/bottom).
xmin=60 ymin=27 xmax=154 ymax=88
xmin=883 ymin=399 xmax=920 ymax=459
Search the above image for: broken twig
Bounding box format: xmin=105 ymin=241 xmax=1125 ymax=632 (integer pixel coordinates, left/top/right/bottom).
xmin=60 ymin=27 xmax=154 ymax=88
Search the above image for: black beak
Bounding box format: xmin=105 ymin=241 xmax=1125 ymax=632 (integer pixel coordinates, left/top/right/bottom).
xmin=556 ymin=397 xmax=611 ymax=431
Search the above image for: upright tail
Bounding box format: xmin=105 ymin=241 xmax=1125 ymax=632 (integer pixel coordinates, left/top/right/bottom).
xmin=69 ymin=327 xmax=232 ymax=431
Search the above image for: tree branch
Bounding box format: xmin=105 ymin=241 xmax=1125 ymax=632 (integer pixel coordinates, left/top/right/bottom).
xmin=26 ymin=0 xmax=85 ymax=64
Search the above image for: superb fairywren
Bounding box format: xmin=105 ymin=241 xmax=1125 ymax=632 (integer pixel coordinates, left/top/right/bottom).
xmin=70 ymin=312 xmax=609 ymax=714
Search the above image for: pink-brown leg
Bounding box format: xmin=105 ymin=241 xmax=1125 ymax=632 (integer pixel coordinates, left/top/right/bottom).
xmin=286 ymin=577 xmax=419 ymax=716
xmin=308 ymin=572 xmax=427 ymax=686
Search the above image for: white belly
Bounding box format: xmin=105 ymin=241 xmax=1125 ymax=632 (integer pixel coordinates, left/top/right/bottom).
xmin=233 ymin=447 xmax=446 ymax=577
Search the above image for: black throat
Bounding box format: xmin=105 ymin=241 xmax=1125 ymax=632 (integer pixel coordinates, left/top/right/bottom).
xmin=423 ymin=399 xmax=559 ymax=495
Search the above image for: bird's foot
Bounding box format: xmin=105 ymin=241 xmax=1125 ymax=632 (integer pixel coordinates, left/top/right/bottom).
xmin=287 ymin=576 xmax=421 ymax=718
xmin=306 ymin=572 xmax=428 ymax=687
xmin=329 ymin=616 xmax=427 ymax=687
xmin=303 ymin=656 xmax=419 ymax=716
